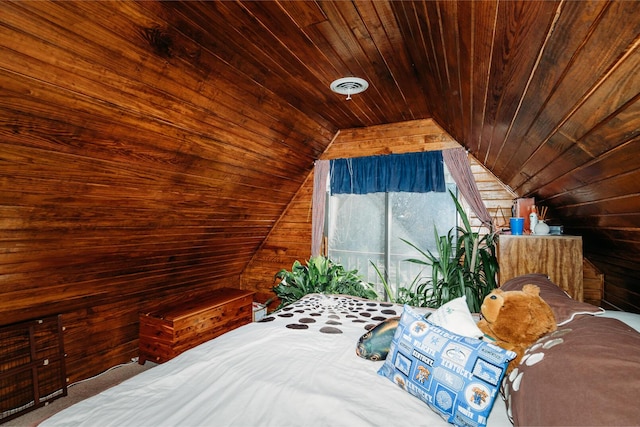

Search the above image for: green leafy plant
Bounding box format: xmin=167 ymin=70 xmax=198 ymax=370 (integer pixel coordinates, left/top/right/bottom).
xmin=372 ymin=190 xmax=499 ymax=312
xmin=273 ymin=255 xmax=378 ymax=309
xmin=370 ymin=261 xmax=430 ymax=307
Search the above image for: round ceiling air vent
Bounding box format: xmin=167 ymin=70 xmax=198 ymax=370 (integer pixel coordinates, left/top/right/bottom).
xmin=330 ymin=77 xmax=369 ymax=100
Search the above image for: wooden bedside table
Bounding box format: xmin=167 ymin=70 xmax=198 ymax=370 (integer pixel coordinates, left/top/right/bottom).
xmin=138 ymin=288 xmax=254 ymax=364
xmin=498 ymin=234 xmax=583 ymax=301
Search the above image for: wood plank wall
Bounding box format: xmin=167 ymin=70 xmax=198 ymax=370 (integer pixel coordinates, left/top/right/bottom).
xmin=0 ymin=1 xmax=323 ymax=384
xmin=241 ymin=120 xmax=518 ymax=307
xmin=241 ymin=173 xmax=315 ymax=305
xmin=241 ymin=119 xmax=604 ymax=309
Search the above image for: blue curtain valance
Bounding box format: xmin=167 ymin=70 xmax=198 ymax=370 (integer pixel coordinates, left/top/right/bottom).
xmin=329 ymin=151 xmax=445 ymax=195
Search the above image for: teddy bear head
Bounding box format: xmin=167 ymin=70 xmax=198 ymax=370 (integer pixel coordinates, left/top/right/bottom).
xmin=480 ymin=284 xmax=556 ymax=346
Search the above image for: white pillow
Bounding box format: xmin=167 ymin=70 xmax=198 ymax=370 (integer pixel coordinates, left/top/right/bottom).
xmin=426 ymin=296 xmax=484 ymax=338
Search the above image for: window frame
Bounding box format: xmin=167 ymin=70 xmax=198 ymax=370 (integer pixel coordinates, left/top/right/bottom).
xmin=325 ymin=170 xmax=459 ymax=301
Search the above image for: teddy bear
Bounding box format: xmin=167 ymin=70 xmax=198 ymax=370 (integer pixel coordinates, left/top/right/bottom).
xmin=477 ymin=284 xmax=557 ymax=373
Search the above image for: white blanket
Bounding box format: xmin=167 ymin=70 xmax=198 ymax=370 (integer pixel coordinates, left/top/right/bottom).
xmin=40 ymin=294 xmax=512 ymax=427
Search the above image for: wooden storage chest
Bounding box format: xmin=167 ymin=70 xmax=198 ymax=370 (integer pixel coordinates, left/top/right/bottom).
xmin=139 ymin=288 xmax=254 ymax=364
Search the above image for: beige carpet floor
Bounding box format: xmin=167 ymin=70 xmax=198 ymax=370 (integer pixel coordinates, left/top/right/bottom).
xmin=2 ymin=361 xmax=156 ymax=427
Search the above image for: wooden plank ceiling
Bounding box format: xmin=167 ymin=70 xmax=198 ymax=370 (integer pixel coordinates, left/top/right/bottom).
xmin=1 ymin=0 xmax=640 ymax=380
xmin=2 ymin=0 xmax=639 ymax=307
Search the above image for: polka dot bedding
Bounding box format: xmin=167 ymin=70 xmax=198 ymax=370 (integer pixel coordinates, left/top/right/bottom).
xmin=260 ymin=293 xmax=402 ymax=334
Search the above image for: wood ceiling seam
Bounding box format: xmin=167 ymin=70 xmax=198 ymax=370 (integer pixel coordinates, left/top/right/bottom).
xmin=487 ymin=0 xmax=608 ymax=180
xmin=519 ymin=99 xmax=640 ymax=198
xmin=488 ymin=0 xmax=565 ymax=174
xmin=503 ymin=1 xmax=637 ymax=188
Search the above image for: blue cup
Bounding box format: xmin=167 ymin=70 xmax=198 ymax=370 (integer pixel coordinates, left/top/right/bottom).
xmin=510 ymin=217 xmax=524 ymax=235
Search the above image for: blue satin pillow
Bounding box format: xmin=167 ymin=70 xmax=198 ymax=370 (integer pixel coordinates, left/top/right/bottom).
xmin=356 ymin=316 xmax=400 ymax=361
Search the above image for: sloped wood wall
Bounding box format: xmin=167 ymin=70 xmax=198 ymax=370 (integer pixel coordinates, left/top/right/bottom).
xmin=61 ymin=280 xmax=236 ymax=382
xmin=0 ymin=1 xmax=325 ymax=384
xmin=240 ymin=172 xmax=315 ymax=305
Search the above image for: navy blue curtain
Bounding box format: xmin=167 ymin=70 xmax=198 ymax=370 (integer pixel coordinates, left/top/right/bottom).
xmin=330 ymin=151 xmax=445 ymax=194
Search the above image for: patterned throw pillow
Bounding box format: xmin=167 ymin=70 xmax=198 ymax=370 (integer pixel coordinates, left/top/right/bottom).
xmin=378 ymin=305 xmax=515 ymax=427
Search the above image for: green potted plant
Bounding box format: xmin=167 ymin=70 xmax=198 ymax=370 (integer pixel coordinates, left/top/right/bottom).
xmin=372 ymin=190 xmax=499 ymax=312
xmin=370 ymin=261 xmax=430 ymax=307
xmin=272 ymin=255 xmax=379 ymax=309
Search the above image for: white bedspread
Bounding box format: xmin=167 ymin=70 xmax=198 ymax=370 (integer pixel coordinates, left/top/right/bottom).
xmin=40 ymin=294 xmax=512 ymax=427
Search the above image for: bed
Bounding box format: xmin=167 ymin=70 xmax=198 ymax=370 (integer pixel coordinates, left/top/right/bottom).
xmin=40 ymin=274 xmax=640 ymax=427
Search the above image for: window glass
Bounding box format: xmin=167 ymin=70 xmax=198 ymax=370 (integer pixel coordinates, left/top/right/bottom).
xmin=327 ymin=165 xmax=457 ymax=300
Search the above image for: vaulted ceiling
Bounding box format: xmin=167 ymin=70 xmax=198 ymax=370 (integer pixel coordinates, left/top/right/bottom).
xmin=111 ymin=0 xmax=640 ymax=234
xmin=2 ymin=0 xmax=639 ymax=324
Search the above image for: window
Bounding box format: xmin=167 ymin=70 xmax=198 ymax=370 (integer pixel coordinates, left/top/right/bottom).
xmin=326 ymin=164 xmax=458 ymax=300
